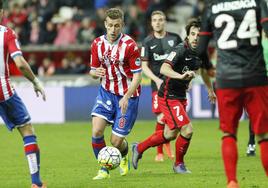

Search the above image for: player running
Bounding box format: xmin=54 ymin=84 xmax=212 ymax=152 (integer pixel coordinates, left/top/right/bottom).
xmin=132 ymin=18 xmax=216 ymax=173
xmin=89 ymin=8 xmax=142 ymax=180
xmin=141 ymin=10 xmax=182 ymax=162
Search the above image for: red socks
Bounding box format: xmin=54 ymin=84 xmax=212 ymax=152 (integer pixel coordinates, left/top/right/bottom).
xmin=259 ymin=140 xmax=268 ymax=176
xmin=137 ymin=130 xmax=167 ymax=154
xmin=175 ymin=135 xmax=191 ymax=165
xmin=222 ymin=136 xmax=238 ymax=183
xmin=155 ymin=122 xmax=164 ymax=154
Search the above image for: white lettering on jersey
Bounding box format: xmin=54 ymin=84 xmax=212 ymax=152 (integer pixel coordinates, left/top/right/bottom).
xmin=153 ymin=53 xmax=169 ymax=61
xmin=166 ymin=51 xmax=176 ymax=61
xmin=212 ymin=0 xmax=257 ymax=14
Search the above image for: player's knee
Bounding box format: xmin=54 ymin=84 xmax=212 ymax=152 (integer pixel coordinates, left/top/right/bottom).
xmin=164 ymin=131 xmax=177 ymax=140
xmin=110 ymin=138 xmax=123 ymax=148
xmin=180 ymin=124 xmax=193 ymax=139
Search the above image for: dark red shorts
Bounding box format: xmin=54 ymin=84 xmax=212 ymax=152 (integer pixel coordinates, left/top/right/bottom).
xmin=158 ymin=97 xmax=190 ymax=130
xmin=151 ymin=91 xmax=161 ymax=114
xmin=216 ymin=85 xmax=268 ymax=135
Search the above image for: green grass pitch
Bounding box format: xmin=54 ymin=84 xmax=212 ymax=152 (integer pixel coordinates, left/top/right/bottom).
xmin=0 ymin=120 xmax=267 ymax=188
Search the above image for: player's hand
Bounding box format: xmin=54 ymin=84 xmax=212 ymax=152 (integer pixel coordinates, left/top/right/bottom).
xmin=95 ymin=67 xmax=106 ymax=78
xmin=207 ymin=65 xmax=216 ymax=77
xmin=208 ymin=89 xmax=216 ymax=104
xmin=155 ymin=78 xmax=163 ymax=90
xmin=119 ymin=96 xmax=129 ymax=115
xmin=33 ymin=78 xmax=46 ymax=101
xmin=180 ymin=71 xmax=195 ymax=80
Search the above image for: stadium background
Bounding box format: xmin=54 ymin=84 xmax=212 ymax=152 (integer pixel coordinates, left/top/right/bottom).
xmin=1 ymin=0 xmax=267 ymax=123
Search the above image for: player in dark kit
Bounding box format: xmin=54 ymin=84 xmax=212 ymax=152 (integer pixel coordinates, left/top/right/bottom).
xmin=132 ymin=18 xmax=216 ymax=173
xmin=141 ymin=10 xmax=182 ymax=162
xmin=197 ymin=0 xmax=268 ymax=187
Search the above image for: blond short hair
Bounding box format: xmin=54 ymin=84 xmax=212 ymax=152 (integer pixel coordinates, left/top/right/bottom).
xmin=105 ymin=8 xmax=124 ymax=21
xmin=151 ymin=10 xmax=166 ymax=20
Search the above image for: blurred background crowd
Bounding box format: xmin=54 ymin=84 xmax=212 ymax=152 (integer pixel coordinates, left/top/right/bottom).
xmin=2 ymin=0 xmax=205 ymax=76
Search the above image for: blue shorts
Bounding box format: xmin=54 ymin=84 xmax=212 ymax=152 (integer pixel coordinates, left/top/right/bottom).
xmin=91 ymin=87 xmax=139 ymax=137
xmin=0 ymin=93 xmax=31 ymax=131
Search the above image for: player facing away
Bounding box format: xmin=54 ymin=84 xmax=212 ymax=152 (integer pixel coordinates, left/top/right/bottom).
xmin=141 ymin=10 xmax=182 ymax=162
xmin=197 ymin=0 xmax=268 ymax=187
xmin=0 ymin=1 xmax=46 ymax=188
xmin=89 ymin=8 xmax=142 ymax=180
xmin=132 ymin=18 xmax=216 ymax=173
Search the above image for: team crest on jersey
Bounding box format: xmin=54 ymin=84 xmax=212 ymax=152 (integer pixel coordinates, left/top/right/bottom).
xmin=119 ymin=117 xmax=126 ymax=128
xmin=135 ymin=58 xmax=141 ymax=66
xmin=168 ymin=40 xmax=174 ymax=47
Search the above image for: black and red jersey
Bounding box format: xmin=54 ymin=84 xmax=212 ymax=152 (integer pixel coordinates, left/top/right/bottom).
xmin=197 ymin=0 xmax=268 ymax=88
xmin=141 ymin=32 xmax=182 ymax=91
xmin=158 ymin=42 xmax=206 ymax=99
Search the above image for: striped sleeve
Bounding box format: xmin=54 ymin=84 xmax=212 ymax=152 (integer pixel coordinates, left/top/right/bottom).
xmin=6 ymin=28 xmax=22 ymax=59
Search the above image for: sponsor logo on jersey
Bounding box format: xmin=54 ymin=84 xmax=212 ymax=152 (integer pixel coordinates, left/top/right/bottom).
xmin=185 ymin=57 xmax=192 ymax=61
xmin=119 ymin=117 xmax=126 ymax=128
xmin=212 ymin=0 xmax=257 ymax=14
xmin=166 ymin=51 xmax=176 ymax=61
xmin=168 ymin=40 xmax=174 ymax=47
xmin=150 ymin=45 xmax=157 ymax=49
xmin=153 ymin=53 xmax=169 ymax=61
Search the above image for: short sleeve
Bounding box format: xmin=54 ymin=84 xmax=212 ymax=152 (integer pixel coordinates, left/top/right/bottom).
xmin=260 ymin=0 xmax=268 ymax=35
xmin=90 ymin=40 xmax=101 ymax=70
xmin=127 ymin=42 xmax=141 ymax=73
xmin=164 ymin=45 xmax=184 ymax=67
xmin=140 ymin=40 xmax=149 ymax=61
xmin=7 ymin=28 xmax=22 ymax=59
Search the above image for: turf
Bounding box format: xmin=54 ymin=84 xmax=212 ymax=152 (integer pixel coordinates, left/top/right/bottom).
xmin=0 ymin=120 xmax=267 ymax=188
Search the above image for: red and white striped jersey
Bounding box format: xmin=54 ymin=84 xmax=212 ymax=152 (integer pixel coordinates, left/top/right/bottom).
xmin=0 ymin=25 xmax=22 ymax=102
xmin=90 ymin=33 xmax=141 ymax=97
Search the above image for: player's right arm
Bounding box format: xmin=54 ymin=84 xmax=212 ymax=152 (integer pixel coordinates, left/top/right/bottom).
xmin=141 ymin=41 xmax=163 ymax=89
xmin=89 ymin=39 xmax=106 ymax=79
xmin=142 ymin=60 xmax=163 ymax=89
xmin=260 ymin=0 xmax=268 ymax=36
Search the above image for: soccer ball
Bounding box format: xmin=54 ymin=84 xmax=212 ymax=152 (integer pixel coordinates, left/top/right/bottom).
xmin=97 ymin=146 xmax=122 ymax=170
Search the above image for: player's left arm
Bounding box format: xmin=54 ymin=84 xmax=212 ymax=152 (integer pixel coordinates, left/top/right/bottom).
xmin=119 ymin=42 xmax=142 ymax=114
xmin=200 ymin=68 xmax=216 ymax=103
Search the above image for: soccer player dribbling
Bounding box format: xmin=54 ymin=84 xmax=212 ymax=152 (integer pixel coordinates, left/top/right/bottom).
xmin=89 ymin=8 xmax=142 ymax=180
xmin=141 ymin=10 xmax=182 ymax=162
xmin=132 ymin=18 xmax=216 ymax=173
xmin=0 ymin=1 xmax=46 ymax=188
xmin=197 ymin=0 xmax=268 ymax=187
